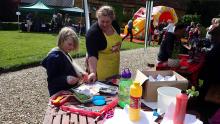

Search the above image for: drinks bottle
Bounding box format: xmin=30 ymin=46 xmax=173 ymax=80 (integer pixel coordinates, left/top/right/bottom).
xmin=173 ymin=91 xmax=188 ymax=124
xmin=118 ymin=68 xmax=132 ymax=108
xmin=129 ymin=80 xmax=142 ymax=121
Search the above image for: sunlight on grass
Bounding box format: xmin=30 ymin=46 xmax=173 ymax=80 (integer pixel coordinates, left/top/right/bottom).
xmin=0 ymin=30 xmax=144 ymax=71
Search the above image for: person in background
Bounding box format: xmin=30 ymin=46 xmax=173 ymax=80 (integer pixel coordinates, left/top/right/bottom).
xmin=86 ymin=5 xmax=121 ymax=82
xmin=197 ymin=22 xmax=220 ymax=124
xmin=42 ymin=27 xmax=87 ymax=96
xmin=122 ymin=18 xmax=133 ymax=42
xmin=64 ymin=14 xmax=72 ymax=27
xmin=202 ymin=18 xmax=216 ymax=50
xmin=212 ymin=18 xmax=220 ymax=42
xmin=163 ymin=19 xmax=175 ymax=33
xmin=33 ymin=12 xmax=41 ymax=32
xmin=158 ymin=20 xmax=167 ymax=45
xmin=148 ymin=19 xmax=155 ymax=45
xmin=153 ymin=26 xmax=159 ymax=44
xmin=157 ymin=23 xmax=187 ymax=65
xmin=26 ymin=13 xmax=33 ymax=32
xmin=191 ymin=23 xmax=202 ymax=51
xmin=56 ymin=13 xmax=63 ymax=32
xmin=188 ymin=27 xmax=195 ymax=42
xmin=186 ymin=21 xmax=195 ymax=35
xmin=206 ymin=18 xmax=216 ymax=41
xmin=193 ymin=23 xmax=201 ymax=39
xmin=50 ymin=14 xmax=57 ymax=32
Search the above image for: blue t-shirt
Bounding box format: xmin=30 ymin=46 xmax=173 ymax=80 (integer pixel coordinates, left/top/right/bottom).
xmin=128 ymin=20 xmax=133 ymax=30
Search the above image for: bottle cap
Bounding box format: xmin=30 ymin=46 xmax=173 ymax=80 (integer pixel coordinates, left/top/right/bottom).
xmin=133 ymin=80 xmax=140 ymax=84
xmin=177 ymin=91 xmax=188 ymax=100
xmin=121 ymin=68 xmax=131 ymax=78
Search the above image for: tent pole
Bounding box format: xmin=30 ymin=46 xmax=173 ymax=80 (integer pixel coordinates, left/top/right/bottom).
xmin=83 ymin=0 xmax=90 ymax=33
xmin=144 ymin=0 xmax=153 ymax=51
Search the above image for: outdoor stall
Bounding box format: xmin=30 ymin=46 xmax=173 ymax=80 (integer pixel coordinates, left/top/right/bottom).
xmin=156 ymin=53 xmax=205 ymax=86
xmin=43 ymin=81 xmax=156 ymax=124
xmin=19 ymin=0 xmax=84 ymax=32
xmin=42 ymin=1 xmax=203 ymax=123
xmin=43 ymin=71 xmax=203 ymax=124
xmin=19 ymin=0 xmax=53 ymax=32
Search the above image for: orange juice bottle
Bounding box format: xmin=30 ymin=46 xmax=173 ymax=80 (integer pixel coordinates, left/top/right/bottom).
xmin=129 ymin=80 xmax=142 ymax=121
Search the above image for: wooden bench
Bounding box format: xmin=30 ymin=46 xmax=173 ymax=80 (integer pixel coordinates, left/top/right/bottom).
xmin=43 ymin=105 xmax=105 ymax=124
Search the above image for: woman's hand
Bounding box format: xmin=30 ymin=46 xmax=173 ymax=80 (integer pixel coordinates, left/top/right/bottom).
xmin=112 ymin=42 xmax=121 ymax=53
xmin=67 ymin=76 xmax=79 ymax=85
xmin=78 ymin=73 xmax=89 ymax=83
xmin=87 ymin=72 xmax=97 ymax=83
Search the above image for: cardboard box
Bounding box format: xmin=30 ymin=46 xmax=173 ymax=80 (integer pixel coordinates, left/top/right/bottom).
xmin=141 ymin=70 xmax=188 ymax=102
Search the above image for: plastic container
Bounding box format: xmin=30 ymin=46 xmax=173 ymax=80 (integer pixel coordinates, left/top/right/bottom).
xmin=173 ymin=92 xmax=188 ymax=124
xmin=129 ymin=80 xmax=142 ymax=122
xmin=157 ymin=87 xmax=181 ymax=114
xmin=118 ymin=68 xmax=133 ymax=108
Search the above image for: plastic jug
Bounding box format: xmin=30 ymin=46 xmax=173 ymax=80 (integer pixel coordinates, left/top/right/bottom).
xmin=118 ymin=68 xmax=132 ymax=108
xmin=129 ymin=80 xmax=142 ymax=122
xmin=173 ymin=91 xmax=188 ymax=124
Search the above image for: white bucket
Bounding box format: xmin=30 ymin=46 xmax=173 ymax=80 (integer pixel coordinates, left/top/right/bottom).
xmin=157 ymin=87 xmax=181 ymax=114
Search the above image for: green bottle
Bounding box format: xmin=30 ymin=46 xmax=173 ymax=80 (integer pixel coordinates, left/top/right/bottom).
xmin=118 ymin=68 xmax=133 ymax=108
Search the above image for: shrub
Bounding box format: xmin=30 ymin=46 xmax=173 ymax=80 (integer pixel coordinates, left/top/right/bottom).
xmin=180 ymin=14 xmax=201 ymax=25
xmin=0 ymin=22 xmax=19 ymax=30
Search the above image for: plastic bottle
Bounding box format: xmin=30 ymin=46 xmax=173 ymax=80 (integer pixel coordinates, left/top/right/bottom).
xmin=173 ymin=91 xmax=188 ymax=124
xmin=118 ymin=68 xmax=132 ymax=108
xmin=129 ymin=80 xmax=142 ymax=122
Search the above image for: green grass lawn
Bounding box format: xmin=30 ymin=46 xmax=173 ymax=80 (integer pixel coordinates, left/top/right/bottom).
xmin=0 ymin=30 xmax=144 ymax=72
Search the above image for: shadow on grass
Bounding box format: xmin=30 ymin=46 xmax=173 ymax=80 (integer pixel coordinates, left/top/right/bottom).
xmin=0 ymin=54 xmax=87 ymax=74
xmin=0 ymin=61 xmax=40 ymax=74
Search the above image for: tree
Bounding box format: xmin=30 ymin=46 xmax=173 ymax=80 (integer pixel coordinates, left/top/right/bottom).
xmin=185 ymin=0 xmax=220 ymax=26
xmin=0 ymin=0 xmax=19 ymax=21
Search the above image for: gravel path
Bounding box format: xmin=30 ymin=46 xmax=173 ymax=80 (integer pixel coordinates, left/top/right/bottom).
xmin=0 ymin=47 xmax=159 ymax=124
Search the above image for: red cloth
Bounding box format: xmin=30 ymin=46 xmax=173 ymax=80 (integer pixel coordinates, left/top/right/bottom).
xmin=156 ymin=54 xmax=205 ymax=86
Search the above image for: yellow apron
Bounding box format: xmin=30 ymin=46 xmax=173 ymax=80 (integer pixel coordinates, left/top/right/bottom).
xmin=97 ymin=32 xmax=122 ymax=81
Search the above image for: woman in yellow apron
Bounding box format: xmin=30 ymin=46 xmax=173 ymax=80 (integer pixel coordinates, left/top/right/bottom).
xmin=86 ymin=5 xmax=122 ymax=82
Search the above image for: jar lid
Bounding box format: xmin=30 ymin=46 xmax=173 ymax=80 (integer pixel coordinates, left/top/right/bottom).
xmin=121 ymin=68 xmax=131 ymax=78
